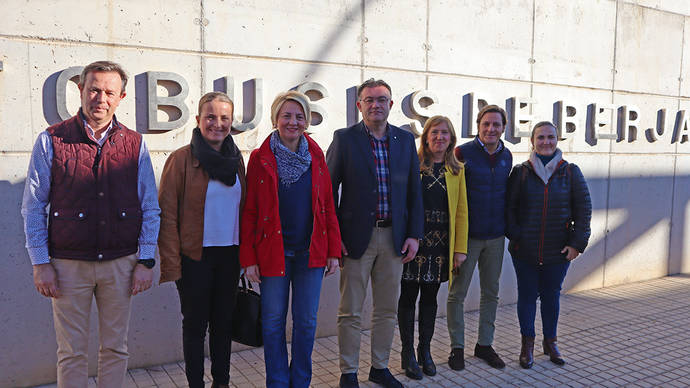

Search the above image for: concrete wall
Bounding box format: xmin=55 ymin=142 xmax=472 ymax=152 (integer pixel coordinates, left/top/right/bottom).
xmin=2 ymin=0 xmax=690 ymax=386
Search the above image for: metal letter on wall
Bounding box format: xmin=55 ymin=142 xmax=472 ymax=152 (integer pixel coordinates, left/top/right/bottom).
xmin=346 ymin=86 xmax=359 ymax=127
xmin=215 ymin=77 xmax=262 ymax=132
xmin=461 ymin=93 xmax=487 ymax=138
xmin=647 ymin=109 xmax=673 ymax=142
xmin=294 ymin=82 xmax=328 ymax=129
xmin=506 ymin=96 xmax=536 ymax=141
xmin=404 ymin=90 xmax=438 ymax=137
xmin=55 ymin=66 xmax=83 ymax=121
xmin=617 ymin=105 xmax=640 ymax=142
xmin=673 ymin=110 xmax=690 ymax=143
xmin=553 ymin=101 xmax=577 ymax=140
xmin=146 ymin=72 xmax=190 ymax=131
xmin=586 ymin=103 xmax=617 ymax=145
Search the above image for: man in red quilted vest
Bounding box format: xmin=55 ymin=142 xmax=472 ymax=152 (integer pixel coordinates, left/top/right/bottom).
xmin=21 ymin=61 xmax=160 ymax=388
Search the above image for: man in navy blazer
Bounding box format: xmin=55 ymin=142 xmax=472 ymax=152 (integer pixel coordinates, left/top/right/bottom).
xmin=327 ymin=78 xmax=424 ymax=388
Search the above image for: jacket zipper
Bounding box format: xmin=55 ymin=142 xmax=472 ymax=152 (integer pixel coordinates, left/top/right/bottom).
xmin=538 ymin=185 xmax=548 ymax=265
xmin=536 ymin=160 xmax=565 ymax=265
xmin=92 ymin=145 xmax=103 ymax=177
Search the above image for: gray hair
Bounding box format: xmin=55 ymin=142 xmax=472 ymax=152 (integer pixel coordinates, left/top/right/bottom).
xmin=357 ymin=78 xmax=392 ymax=99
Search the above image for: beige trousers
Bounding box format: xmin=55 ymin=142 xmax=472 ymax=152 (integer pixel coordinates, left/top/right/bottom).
xmin=337 ymin=226 xmax=403 ymax=373
xmin=51 ymin=254 xmax=137 ymax=388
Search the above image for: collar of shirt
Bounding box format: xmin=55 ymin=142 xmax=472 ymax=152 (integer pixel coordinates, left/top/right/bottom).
xmin=83 ymin=119 xmax=115 ymax=147
xmin=364 ymin=122 xmax=390 ymax=142
xmin=476 ymin=137 xmax=503 ymax=155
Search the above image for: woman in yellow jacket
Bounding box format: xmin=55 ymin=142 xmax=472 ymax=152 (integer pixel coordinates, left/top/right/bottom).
xmin=398 ymin=115 xmax=469 ymax=380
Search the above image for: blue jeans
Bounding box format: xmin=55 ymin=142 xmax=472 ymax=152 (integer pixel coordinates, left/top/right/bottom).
xmin=260 ymin=252 xmax=324 ymax=388
xmin=512 ymin=258 xmax=570 ymax=338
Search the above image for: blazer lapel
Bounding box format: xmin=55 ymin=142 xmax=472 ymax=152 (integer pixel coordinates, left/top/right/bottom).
xmin=388 ymin=124 xmax=401 ymax=174
xmin=354 ymin=122 xmax=376 ymax=176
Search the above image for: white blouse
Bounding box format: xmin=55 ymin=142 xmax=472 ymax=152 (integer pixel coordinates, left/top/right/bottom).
xmin=202 ymin=175 xmax=241 ymax=247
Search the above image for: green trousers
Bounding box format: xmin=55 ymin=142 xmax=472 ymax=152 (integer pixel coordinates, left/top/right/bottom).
xmin=447 ymin=236 xmax=505 ymax=349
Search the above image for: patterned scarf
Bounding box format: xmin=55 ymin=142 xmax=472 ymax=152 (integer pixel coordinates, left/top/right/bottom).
xmin=269 ymin=131 xmax=311 ymax=187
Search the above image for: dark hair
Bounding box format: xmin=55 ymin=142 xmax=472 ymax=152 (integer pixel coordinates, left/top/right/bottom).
xmin=475 ymin=104 xmax=507 ymax=126
xmin=357 ymin=78 xmax=392 ymax=99
xmin=79 ymin=61 xmax=128 ymax=93
xmin=418 ymin=115 xmax=462 ymax=175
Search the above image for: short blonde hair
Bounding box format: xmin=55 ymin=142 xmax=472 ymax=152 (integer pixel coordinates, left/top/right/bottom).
xmin=270 ymin=91 xmax=311 ymax=129
xmin=198 ymin=91 xmax=234 ymax=116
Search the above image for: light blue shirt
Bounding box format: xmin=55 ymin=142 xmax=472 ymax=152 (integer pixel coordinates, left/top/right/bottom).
xmin=21 ymin=119 xmax=161 ymax=265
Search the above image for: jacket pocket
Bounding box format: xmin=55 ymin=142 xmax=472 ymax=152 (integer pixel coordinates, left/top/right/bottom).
xmin=50 ymin=208 xmax=89 ymax=250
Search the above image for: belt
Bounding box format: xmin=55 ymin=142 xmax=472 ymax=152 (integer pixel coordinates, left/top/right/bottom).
xmin=374 ymin=218 xmax=392 ymax=227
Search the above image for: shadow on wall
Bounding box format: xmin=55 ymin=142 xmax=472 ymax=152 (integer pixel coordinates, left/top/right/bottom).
xmin=0 ymin=179 xmax=59 ymax=387
xmin=0 ymin=179 xmax=183 ymax=388
xmin=561 ymin=173 xmax=690 ymax=292
xmin=301 ymin=1 xmax=368 ymax=82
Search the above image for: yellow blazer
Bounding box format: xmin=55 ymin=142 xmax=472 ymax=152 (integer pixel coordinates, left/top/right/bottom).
xmin=444 ymin=166 xmax=469 ymax=285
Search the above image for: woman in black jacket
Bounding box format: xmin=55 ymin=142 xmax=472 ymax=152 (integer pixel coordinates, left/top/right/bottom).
xmin=506 ymin=121 xmax=592 ymax=369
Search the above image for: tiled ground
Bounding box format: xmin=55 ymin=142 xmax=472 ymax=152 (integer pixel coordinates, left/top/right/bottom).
xmin=37 ymin=274 xmax=690 ymax=387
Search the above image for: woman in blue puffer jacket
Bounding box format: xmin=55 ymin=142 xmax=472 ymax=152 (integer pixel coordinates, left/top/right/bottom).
xmin=506 ymin=121 xmax=592 ymax=369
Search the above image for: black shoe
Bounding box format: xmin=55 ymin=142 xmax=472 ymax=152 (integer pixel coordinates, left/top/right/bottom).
xmin=474 ymin=344 xmax=506 ymax=369
xmin=448 ymin=348 xmax=465 ymax=371
xmin=417 ymin=346 xmax=436 ymax=376
xmin=368 ymin=367 xmax=403 ymax=388
xmin=339 ymin=372 xmax=360 ymax=388
xmin=401 ymin=348 xmax=423 ymax=380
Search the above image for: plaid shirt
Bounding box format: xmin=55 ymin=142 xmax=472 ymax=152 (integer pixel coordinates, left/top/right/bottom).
xmin=365 ymin=124 xmax=391 ymax=220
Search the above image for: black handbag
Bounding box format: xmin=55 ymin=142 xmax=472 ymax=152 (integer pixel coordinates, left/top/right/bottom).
xmin=232 ymin=274 xmax=263 ymax=347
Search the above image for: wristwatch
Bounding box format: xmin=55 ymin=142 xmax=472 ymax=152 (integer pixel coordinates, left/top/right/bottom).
xmin=137 ymin=258 xmax=155 ymax=269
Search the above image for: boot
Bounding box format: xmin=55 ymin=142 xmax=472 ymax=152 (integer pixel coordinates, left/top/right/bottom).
xmin=519 ymin=336 xmax=534 ymax=369
xmin=211 ymin=382 xmax=229 ymax=388
xmin=417 ymin=302 xmax=437 ymax=376
xmin=417 ymin=345 xmax=436 ymax=376
xmin=543 ymin=337 xmax=565 ymax=365
xmin=398 ymin=303 xmax=423 ymax=380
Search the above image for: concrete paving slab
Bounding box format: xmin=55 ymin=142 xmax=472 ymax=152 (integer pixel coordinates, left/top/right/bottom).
xmin=33 ymin=274 xmax=690 ymax=387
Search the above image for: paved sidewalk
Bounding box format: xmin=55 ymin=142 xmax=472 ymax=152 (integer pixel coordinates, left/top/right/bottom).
xmin=37 ymin=274 xmax=690 ymax=387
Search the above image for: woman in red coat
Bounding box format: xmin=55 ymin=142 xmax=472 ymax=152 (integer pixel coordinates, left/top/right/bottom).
xmin=240 ymin=91 xmax=341 ymax=388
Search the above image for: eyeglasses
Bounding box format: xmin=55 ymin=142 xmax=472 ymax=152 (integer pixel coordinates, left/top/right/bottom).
xmin=360 ymin=97 xmax=390 ymax=105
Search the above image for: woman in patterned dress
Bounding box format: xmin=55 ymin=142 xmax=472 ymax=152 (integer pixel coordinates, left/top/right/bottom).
xmin=397 ymin=115 xmax=469 ymax=380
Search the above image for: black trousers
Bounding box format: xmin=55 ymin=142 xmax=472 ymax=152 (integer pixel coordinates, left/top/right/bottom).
xmin=398 ymin=281 xmax=442 ymax=347
xmin=176 ymin=246 xmax=240 ymax=388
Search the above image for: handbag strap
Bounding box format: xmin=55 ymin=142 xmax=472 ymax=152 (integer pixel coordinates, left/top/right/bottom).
xmin=240 ymin=273 xmax=254 ymax=290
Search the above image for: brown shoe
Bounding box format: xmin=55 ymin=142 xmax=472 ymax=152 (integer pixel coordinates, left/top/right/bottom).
xmin=543 ymin=337 xmax=565 ymax=365
xmin=211 ymin=382 xmax=229 ymax=388
xmin=448 ymin=348 xmax=465 ymax=371
xmin=519 ymin=336 xmax=535 ymax=369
